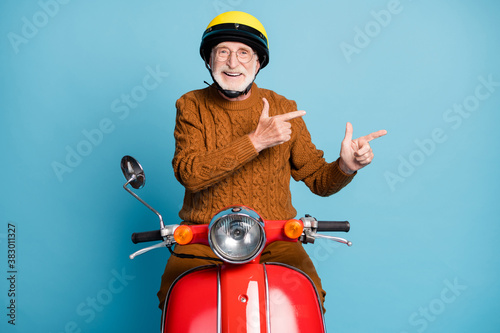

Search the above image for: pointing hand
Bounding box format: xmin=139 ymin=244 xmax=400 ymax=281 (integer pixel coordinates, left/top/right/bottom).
xmin=249 ymin=98 xmax=306 ymax=152
xmin=339 ymin=122 xmax=387 ymax=174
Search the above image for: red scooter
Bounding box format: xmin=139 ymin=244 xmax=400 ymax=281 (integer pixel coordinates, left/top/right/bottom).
xmin=121 ymin=156 xmax=352 ymax=333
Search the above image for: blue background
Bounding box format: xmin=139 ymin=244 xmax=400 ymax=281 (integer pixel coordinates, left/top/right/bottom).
xmin=1 ymin=0 xmax=499 ymax=332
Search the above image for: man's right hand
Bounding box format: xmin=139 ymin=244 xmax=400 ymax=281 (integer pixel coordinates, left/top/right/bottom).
xmin=249 ymin=98 xmax=306 ymax=153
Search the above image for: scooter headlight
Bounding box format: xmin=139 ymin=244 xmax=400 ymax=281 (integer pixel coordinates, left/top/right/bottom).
xmin=208 ymin=206 xmax=266 ymax=264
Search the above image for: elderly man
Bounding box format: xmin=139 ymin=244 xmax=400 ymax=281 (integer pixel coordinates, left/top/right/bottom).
xmin=157 ymin=11 xmax=386 ymax=312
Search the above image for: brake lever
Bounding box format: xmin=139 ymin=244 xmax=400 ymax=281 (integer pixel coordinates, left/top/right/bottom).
xmin=130 ymin=240 xmax=171 ymax=259
xmin=311 ymin=232 xmax=352 ymax=247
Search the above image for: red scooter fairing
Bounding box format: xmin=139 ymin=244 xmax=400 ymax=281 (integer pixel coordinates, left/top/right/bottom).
xmin=162 ymin=266 xmax=218 ymax=332
xmin=162 ymin=262 xmax=325 ymax=333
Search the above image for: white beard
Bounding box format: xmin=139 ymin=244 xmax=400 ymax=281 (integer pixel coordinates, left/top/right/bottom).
xmin=212 ymin=61 xmax=258 ymax=92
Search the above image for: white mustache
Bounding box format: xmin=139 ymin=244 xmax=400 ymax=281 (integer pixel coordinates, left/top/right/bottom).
xmin=215 ymin=65 xmax=247 ymax=76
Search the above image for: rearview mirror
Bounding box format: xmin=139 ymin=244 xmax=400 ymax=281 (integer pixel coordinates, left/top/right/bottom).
xmin=120 ymin=155 xmax=145 ymax=189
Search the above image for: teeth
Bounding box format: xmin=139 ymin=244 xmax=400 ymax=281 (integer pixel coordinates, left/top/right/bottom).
xmin=225 ymin=72 xmax=241 ymax=77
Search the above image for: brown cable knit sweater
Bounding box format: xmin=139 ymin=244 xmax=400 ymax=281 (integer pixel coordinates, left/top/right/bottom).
xmin=172 ymin=83 xmax=355 ymax=224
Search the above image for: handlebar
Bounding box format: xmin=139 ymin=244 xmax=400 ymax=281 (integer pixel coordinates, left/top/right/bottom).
xmin=131 ymin=230 xmax=163 ymax=244
xmin=130 ymin=219 xmax=350 ymax=249
xmin=130 ymin=220 xmax=350 ymax=244
xmin=317 ymin=221 xmax=350 ymax=232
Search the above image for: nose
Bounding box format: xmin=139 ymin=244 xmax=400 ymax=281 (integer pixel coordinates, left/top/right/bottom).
xmin=227 ymin=51 xmax=239 ymax=68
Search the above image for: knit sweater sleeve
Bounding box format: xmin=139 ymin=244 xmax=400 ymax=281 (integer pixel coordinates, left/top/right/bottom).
xmin=286 ymin=99 xmax=356 ymax=197
xmin=172 ymin=92 xmax=259 ymax=192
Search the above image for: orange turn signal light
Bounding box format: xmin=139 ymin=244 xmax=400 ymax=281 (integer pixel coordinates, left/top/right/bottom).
xmin=174 ymin=225 xmax=194 ymax=245
xmin=284 ymin=219 xmax=304 ymax=239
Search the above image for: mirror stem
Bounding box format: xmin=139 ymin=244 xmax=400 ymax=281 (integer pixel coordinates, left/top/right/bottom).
xmin=123 ymin=176 xmax=165 ymax=229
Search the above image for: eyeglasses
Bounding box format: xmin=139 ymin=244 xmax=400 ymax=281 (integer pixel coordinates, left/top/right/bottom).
xmin=213 ymin=47 xmax=256 ymax=64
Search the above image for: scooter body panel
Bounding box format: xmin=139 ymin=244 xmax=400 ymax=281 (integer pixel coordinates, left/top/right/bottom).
xmin=266 ymin=263 xmax=326 ymax=333
xmin=162 ymin=263 xmax=325 ymax=333
xmin=163 ymin=266 xmax=219 ymax=333
xmin=219 ymin=263 xmax=268 ymax=332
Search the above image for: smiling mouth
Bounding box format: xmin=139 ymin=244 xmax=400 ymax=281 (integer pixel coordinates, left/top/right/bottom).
xmin=224 ymin=72 xmax=242 ymax=77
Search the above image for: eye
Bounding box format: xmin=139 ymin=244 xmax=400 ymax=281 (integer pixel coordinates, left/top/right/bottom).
xmin=238 ymin=49 xmax=251 ymax=58
xmin=218 ymin=48 xmax=230 ymax=55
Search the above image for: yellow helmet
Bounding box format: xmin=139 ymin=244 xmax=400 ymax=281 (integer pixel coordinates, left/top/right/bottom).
xmin=200 ymin=11 xmax=269 ymax=69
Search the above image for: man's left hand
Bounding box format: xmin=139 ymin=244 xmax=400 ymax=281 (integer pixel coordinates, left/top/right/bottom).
xmin=339 ymin=122 xmax=387 ymax=174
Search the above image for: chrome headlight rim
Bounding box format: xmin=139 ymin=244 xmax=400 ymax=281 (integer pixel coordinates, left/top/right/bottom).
xmin=208 ymin=206 xmax=266 ymax=264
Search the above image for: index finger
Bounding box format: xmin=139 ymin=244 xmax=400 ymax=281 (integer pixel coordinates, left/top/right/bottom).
xmin=274 ymin=110 xmax=306 ymax=121
xmin=361 ymin=129 xmax=387 ymax=142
